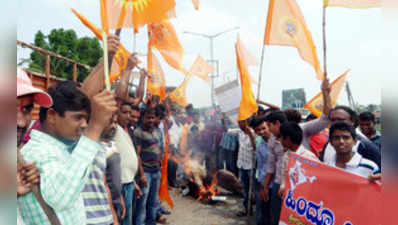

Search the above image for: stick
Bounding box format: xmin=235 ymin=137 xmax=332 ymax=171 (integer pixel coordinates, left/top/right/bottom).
xmin=17 ymin=150 xmax=62 ymax=225
xmin=256 ymin=45 xmax=266 ymax=100
xmin=322 ymin=4 xmax=328 ymax=79
xmin=103 ymin=31 xmax=111 ymax=90
xmin=133 ymin=31 xmax=137 ymax=53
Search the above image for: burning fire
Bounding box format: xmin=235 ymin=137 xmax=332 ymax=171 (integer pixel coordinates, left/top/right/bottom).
xmin=197 ymin=173 xmax=218 ymax=201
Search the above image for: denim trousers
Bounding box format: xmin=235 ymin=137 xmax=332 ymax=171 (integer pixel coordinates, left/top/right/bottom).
xmin=255 ymin=182 xmax=271 ymax=225
xmin=134 ymin=171 xmax=161 ymax=225
xmin=121 ymin=182 xmax=135 ymax=225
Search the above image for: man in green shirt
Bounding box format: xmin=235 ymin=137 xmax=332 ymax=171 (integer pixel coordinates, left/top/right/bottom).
xmin=18 ymin=80 xmax=117 ymax=225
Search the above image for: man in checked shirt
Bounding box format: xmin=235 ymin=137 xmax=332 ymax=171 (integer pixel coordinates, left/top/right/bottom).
xmin=17 ymin=80 xmax=118 ymax=225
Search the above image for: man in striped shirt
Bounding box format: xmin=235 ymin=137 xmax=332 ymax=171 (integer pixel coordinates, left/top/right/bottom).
xmin=133 ymin=107 xmax=163 ymax=225
xmin=17 ymin=81 xmax=117 ymax=225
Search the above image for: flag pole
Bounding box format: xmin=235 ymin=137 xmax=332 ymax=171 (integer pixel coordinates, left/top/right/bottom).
xmin=256 ymin=45 xmax=266 ymax=100
xmin=103 ymin=31 xmax=111 ymax=90
xmin=133 ymin=31 xmax=137 ymax=53
xmin=322 ymin=2 xmax=328 ymax=79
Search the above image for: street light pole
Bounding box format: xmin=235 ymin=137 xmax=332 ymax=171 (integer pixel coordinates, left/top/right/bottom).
xmin=184 ymin=26 xmax=239 ymax=107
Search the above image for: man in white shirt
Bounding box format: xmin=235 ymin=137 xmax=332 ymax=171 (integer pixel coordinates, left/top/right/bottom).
xmin=325 ymin=121 xmax=380 ymax=178
xmin=228 ymin=119 xmax=256 ymax=217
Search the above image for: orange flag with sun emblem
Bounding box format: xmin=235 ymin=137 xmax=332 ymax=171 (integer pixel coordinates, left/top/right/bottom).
xmin=168 ymin=76 xmax=191 ymax=107
xmin=147 ymin=47 xmax=167 ymax=101
xmin=71 ymin=8 xmax=130 ymax=83
xmin=100 ymin=0 xmax=175 ymax=31
xmin=264 ymin=0 xmax=324 ymax=80
xmin=236 ymin=35 xmax=258 ymax=121
xmin=304 ymin=69 xmax=349 ymax=117
xmin=148 ymin=20 xmax=184 ymax=71
xmin=187 ymin=54 xmax=215 ymax=83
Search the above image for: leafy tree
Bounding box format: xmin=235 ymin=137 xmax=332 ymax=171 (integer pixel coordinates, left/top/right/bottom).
xmin=27 ymin=29 xmax=102 ymax=82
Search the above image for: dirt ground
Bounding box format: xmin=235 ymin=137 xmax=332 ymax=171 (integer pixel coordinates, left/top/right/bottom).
xmin=161 ymin=187 xmax=256 ymax=225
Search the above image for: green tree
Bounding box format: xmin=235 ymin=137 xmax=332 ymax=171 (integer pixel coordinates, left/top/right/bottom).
xmin=27 ymin=28 xmax=103 ymax=82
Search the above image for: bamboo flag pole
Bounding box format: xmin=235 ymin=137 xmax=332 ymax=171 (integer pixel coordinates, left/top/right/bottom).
xmin=103 ymin=31 xmax=111 ymax=90
xmin=256 ymin=45 xmax=266 ymax=100
xmin=322 ymin=3 xmax=328 ymax=79
xmin=133 ymin=31 xmax=137 ymax=53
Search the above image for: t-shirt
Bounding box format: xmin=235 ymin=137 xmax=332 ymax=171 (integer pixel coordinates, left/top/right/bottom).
xmin=324 ymin=151 xmax=380 ymax=178
xmin=309 ymin=129 xmax=329 ymax=157
xmin=101 ymin=141 xmax=122 ymax=215
xmin=133 ymin=126 xmax=162 ymax=172
xmin=81 ymin=145 xmax=113 ymax=225
xmin=114 ymin=125 xmax=138 ymax=184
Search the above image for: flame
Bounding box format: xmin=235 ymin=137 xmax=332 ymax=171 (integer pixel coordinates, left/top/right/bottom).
xmin=197 ymin=173 xmax=218 ymax=201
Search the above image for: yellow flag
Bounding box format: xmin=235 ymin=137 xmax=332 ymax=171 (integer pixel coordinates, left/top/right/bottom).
xmin=71 ymin=8 xmax=130 ymax=83
xmin=324 ymin=0 xmax=381 ymax=8
xmin=304 ymin=69 xmax=349 ymax=117
xmin=147 ymin=48 xmax=167 ymax=101
xmin=168 ymin=76 xmax=191 ymax=107
xmin=148 ymin=20 xmax=184 ymax=71
xmin=236 ymin=36 xmax=258 ymax=121
xmin=187 ymin=55 xmax=215 ymax=83
xmin=264 ymin=0 xmax=324 ymax=80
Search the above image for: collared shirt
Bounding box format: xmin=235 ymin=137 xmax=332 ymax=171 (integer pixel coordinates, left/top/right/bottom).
xmin=133 ymin=126 xmax=162 ymax=172
xmin=220 ymin=132 xmax=239 ymax=151
xmin=228 ymin=128 xmax=255 ymax=170
xmin=82 ymin=145 xmax=113 ymax=225
xmin=266 ymin=135 xmax=285 ymax=185
xmin=370 ymin=131 xmax=381 ymax=149
xmin=255 ymin=137 xmax=270 ymax=185
xmin=18 ymin=130 xmax=101 ymax=225
xmin=281 ymin=145 xmax=319 ymax=189
xmin=325 ymin=151 xmax=380 ymax=178
xmin=168 ymin=117 xmax=182 ymax=148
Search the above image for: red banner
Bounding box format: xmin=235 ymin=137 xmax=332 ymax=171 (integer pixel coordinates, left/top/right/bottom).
xmin=279 ymin=153 xmax=381 ymax=225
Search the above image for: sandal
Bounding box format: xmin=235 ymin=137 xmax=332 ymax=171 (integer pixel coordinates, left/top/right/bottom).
xmin=162 ymin=209 xmax=171 ymax=215
xmin=157 ymin=216 xmax=169 ymax=224
xmin=236 ymin=210 xmax=247 ymax=217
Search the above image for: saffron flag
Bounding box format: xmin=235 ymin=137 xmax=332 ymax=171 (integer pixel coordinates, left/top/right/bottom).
xmin=100 ymin=0 xmax=175 ymax=31
xmin=148 ymin=20 xmax=184 ymax=71
xmin=187 ymin=55 xmax=215 ymax=83
xmin=304 ymin=69 xmax=349 ymax=117
xmin=324 ymin=0 xmax=381 ymax=8
xmin=71 ymin=8 xmax=130 ymax=82
xmin=235 ymin=36 xmax=258 ymax=121
xmin=147 ymin=48 xmax=167 ymax=101
xmin=159 ymin=122 xmax=173 ymax=208
xmin=192 ymin=0 xmax=199 ymax=10
xmin=169 ymin=76 xmax=191 ymax=107
xmin=279 ymin=153 xmax=381 ymax=225
xmin=264 ymin=0 xmax=324 ymax=80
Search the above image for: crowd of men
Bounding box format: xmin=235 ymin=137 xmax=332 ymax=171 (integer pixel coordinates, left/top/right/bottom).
xmin=17 ymin=35 xmax=381 ymax=225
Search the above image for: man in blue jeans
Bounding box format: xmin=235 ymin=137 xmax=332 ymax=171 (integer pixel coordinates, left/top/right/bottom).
xmin=133 ymin=108 xmax=163 ymax=225
xmin=251 ymin=116 xmax=272 ymax=225
xmin=228 ymin=119 xmax=256 ymax=216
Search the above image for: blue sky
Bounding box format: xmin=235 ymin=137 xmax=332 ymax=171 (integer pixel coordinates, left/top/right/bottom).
xmin=17 ymin=0 xmax=383 ymax=108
